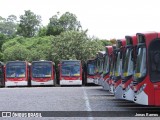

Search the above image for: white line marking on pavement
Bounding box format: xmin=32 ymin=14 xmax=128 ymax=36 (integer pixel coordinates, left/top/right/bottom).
xmin=82 ymin=87 xmax=94 ymax=120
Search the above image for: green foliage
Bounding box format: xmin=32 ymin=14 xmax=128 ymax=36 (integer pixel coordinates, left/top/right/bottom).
xmin=59 ymin=12 xmax=81 ymax=31
xmin=100 ymin=39 xmax=112 ymax=46
xmin=17 ymin=10 xmax=41 ymax=37
xmin=38 ymin=27 xmax=47 ymax=37
xmin=46 ymin=12 xmax=81 ymax=36
xmin=0 ymin=11 xmax=106 ymax=65
xmin=109 ymin=38 xmax=116 ymax=45
xmin=3 ymin=44 xmax=29 ymax=61
xmin=2 ymin=36 xmax=53 ymax=62
xmin=50 ymin=30 xmax=103 ymax=62
xmin=0 ymin=15 xmax=18 ymax=37
xmin=2 ymin=30 xmax=104 ymax=63
xmin=0 ymin=33 xmax=12 ymax=61
xmin=46 ymin=14 xmax=63 ymax=36
xmin=0 ymin=52 xmax=3 ymax=61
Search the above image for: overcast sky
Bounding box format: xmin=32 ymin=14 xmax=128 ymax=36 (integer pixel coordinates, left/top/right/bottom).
xmin=0 ymin=0 xmax=160 ymax=39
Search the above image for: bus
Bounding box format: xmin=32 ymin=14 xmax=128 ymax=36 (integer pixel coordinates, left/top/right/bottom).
xmin=102 ymin=46 xmax=115 ymax=90
xmin=95 ymin=51 xmax=105 ymax=85
xmin=59 ymin=60 xmax=82 ymax=85
xmin=113 ymin=39 xmax=126 ymax=99
xmin=30 ymin=61 xmax=56 ymax=86
xmin=85 ymin=59 xmax=96 ymax=84
xmin=5 ymin=61 xmax=30 ymax=87
xmin=121 ymin=35 xmax=137 ymax=101
xmin=0 ymin=62 xmax=5 ymax=87
xmin=93 ymin=54 xmax=100 ymax=85
xmin=133 ymin=32 xmax=160 ymax=106
xmin=108 ymin=48 xmax=116 ymax=93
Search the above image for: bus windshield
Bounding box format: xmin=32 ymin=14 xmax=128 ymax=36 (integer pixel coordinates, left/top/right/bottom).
xmin=103 ymin=55 xmax=109 ymax=74
xmin=87 ymin=63 xmax=95 ymax=75
xmin=62 ymin=64 xmax=80 ymax=77
xmin=115 ymin=52 xmax=121 ymax=77
xmin=6 ymin=62 xmax=26 ymax=78
xmin=123 ymin=48 xmax=134 ymax=77
xmin=32 ymin=62 xmax=52 ymax=78
xmin=134 ymin=47 xmax=146 ymax=79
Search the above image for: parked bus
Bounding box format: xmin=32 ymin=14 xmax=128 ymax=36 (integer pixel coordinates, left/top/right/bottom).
xmin=59 ymin=60 xmax=82 ymax=85
xmin=121 ymin=35 xmax=137 ymax=101
xmin=95 ymin=51 xmax=105 ymax=85
xmin=5 ymin=61 xmax=30 ymax=87
xmin=108 ymin=48 xmax=116 ymax=93
xmin=85 ymin=59 xmax=96 ymax=84
xmin=133 ymin=32 xmax=160 ymax=106
xmin=113 ymin=39 xmax=126 ymax=99
xmin=102 ymin=46 xmax=115 ymax=90
xmin=30 ymin=60 xmax=56 ymax=86
xmin=0 ymin=62 xmax=5 ymax=87
xmin=93 ymin=54 xmax=100 ymax=85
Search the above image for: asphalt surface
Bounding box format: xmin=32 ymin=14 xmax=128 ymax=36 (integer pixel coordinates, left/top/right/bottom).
xmin=0 ymin=86 xmax=160 ymax=120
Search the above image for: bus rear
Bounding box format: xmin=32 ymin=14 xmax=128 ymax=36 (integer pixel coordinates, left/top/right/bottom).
xmin=59 ymin=60 xmax=82 ymax=85
xmin=31 ymin=61 xmax=55 ymax=86
xmin=5 ymin=61 xmax=29 ymax=87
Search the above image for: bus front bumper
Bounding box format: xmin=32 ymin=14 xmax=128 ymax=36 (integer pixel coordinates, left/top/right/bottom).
xmin=60 ymin=80 xmax=82 ymax=85
xmin=31 ymin=80 xmax=54 ymax=86
xmin=5 ymin=81 xmax=28 ymax=86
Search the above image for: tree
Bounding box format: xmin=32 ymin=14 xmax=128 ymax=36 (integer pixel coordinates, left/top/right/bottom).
xmin=46 ymin=12 xmax=81 ymax=36
xmin=37 ymin=26 xmax=47 ymax=37
xmin=59 ymin=12 xmax=81 ymax=31
xmin=110 ymin=38 xmax=116 ymax=45
xmin=2 ymin=36 xmax=53 ymax=62
xmin=17 ymin=10 xmax=41 ymax=37
xmin=2 ymin=31 xmax=104 ymax=63
xmin=0 ymin=15 xmax=18 ymax=37
xmin=50 ymin=30 xmax=103 ymax=62
xmin=3 ymin=44 xmax=29 ymax=61
xmin=99 ymin=39 xmax=112 ymax=46
xmin=46 ymin=14 xmax=63 ymax=36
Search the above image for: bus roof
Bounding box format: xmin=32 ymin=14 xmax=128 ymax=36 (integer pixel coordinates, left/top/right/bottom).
xmin=60 ymin=60 xmax=81 ymax=64
xmin=32 ymin=61 xmax=55 ymax=65
xmin=6 ymin=61 xmax=27 ymax=64
xmin=60 ymin=60 xmax=81 ymax=62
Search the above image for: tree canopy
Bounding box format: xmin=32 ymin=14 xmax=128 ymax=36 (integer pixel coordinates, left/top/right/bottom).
xmin=46 ymin=12 xmax=81 ymax=36
xmin=17 ymin=10 xmax=41 ymax=37
xmin=0 ymin=15 xmax=18 ymax=36
xmin=0 ymin=10 xmax=112 ymax=63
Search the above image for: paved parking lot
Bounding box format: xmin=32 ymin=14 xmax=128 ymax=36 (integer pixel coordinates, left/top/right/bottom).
xmin=0 ymin=86 xmax=160 ymax=119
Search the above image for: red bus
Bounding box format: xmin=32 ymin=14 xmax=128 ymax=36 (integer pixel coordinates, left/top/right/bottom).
xmin=133 ymin=32 xmax=160 ymax=106
xmin=108 ymin=48 xmax=116 ymax=93
xmin=113 ymin=39 xmax=126 ymax=99
xmin=93 ymin=54 xmax=100 ymax=85
xmin=86 ymin=59 xmax=96 ymax=84
xmin=5 ymin=61 xmax=30 ymax=87
xmin=59 ymin=60 xmax=82 ymax=85
xmin=121 ymin=35 xmax=137 ymax=101
xmin=102 ymin=46 xmax=115 ymax=90
xmin=0 ymin=62 xmax=5 ymax=87
xmin=94 ymin=51 xmax=105 ymax=85
xmin=30 ymin=61 xmax=56 ymax=86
